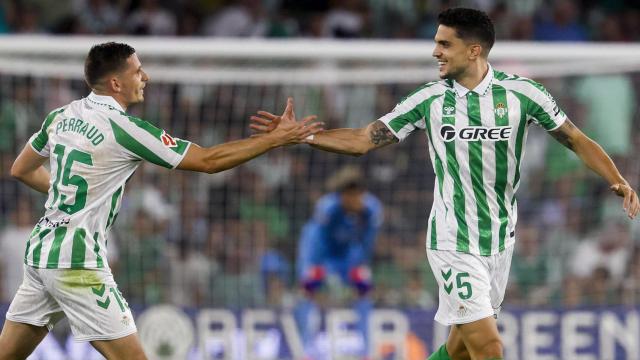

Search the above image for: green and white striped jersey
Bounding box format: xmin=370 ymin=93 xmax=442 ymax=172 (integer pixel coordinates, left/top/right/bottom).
xmin=26 ymin=92 xmax=191 ymax=269
xmin=380 ymin=65 xmax=566 ymax=256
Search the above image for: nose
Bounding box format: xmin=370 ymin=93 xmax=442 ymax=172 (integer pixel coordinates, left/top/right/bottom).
xmin=432 ymin=46 xmax=441 ymax=59
xmin=142 ymin=70 xmax=149 ymax=82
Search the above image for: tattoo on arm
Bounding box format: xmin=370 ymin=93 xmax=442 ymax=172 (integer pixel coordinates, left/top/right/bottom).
xmin=549 ymin=119 xmax=576 ymax=151
xmin=369 ymin=121 xmax=399 ymax=147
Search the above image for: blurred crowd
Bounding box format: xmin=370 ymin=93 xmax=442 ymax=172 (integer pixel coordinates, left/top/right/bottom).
xmin=0 ymin=0 xmax=639 ymax=313
xmin=0 ymin=0 xmax=639 ymax=41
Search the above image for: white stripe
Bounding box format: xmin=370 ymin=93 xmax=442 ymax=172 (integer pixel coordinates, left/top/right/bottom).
xmin=478 ymin=92 xmax=501 ymax=253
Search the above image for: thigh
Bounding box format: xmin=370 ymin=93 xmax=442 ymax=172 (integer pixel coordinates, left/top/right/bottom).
xmin=91 ymin=333 xmax=147 ymax=360
xmin=445 ymin=325 xmax=471 ymax=360
xmin=41 ymin=268 xmax=137 ymax=342
xmin=427 ymin=249 xmax=493 ymax=326
xmin=0 ymin=320 xmax=49 ymax=360
xmin=455 ymin=316 xmax=501 ymax=359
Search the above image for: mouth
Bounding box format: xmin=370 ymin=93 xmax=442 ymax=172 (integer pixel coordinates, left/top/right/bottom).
xmin=437 ymin=61 xmax=447 ymax=71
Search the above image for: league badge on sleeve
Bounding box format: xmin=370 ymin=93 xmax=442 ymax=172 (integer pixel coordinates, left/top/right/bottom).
xmin=161 ymin=131 xmax=178 ymax=148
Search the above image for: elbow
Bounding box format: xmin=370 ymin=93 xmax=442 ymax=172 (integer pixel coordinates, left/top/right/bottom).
xmin=10 ymin=162 xmax=25 ymax=180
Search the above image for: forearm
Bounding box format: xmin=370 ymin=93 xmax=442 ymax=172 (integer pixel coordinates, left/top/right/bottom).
xmin=309 ymin=128 xmax=372 ymax=156
xmin=573 ymin=137 xmax=627 ymax=186
xmin=14 ymin=166 xmax=50 ymax=193
xmin=202 ymin=136 xmax=279 ymax=173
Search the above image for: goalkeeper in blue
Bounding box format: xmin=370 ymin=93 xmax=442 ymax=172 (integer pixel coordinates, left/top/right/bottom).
xmin=295 ymin=166 xmax=383 ymax=357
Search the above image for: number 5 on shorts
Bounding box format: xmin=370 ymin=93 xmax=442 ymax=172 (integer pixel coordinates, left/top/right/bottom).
xmin=456 ymin=272 xmax=472 ymax=300
xmin=442 ymin=269 xmax=473 ymax=300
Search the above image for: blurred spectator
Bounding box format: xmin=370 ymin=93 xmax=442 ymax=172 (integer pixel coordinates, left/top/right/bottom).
xmin=569 ymin=219 xmax=632 ymax=285
xmin=0 ymin=199 xmax=34 ymax=302
xmin=126 ymin=0 xmax=176 ymax=35
xmin=534 ymin=0 xmax=587 ymax=41
xmin=202 ymin=0 xmax=267 ymax=37
xmin=73 ymin=0 xmax=122 ymax=34
xmin=510 ymin=224 xmax=552 ymax=306
xmin=0 ymin=79 xmax=40 ymax=153
xmin=322 ymin=0 xmax=367 ymax=38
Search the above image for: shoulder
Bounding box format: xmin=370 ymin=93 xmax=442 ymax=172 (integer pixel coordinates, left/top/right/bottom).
xmin=399 ymin=80 xmax=448 ymax=104
xmin=493 ymin=70 xmax=550 ymax=95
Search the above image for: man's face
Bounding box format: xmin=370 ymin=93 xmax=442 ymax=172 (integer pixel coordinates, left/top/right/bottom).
xmin=341 ymin=189 xmax=365 ymax=214
xmin=116 ymin=53 xmax=148 ymax=105
xmin=432 ymin=25 xmax=475 ymax=80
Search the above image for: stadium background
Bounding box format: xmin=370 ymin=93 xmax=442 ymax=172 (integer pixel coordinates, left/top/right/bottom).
xmin=0 ymin=0 xmax=639 ymax=359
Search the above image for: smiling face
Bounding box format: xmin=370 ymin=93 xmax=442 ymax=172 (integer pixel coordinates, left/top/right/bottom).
xmin=114 ymin=53 xmax=149 ymax=107
xmin=432 ymin=25 xmax=479 ymax=81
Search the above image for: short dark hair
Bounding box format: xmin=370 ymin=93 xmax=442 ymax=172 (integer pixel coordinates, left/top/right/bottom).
xmin=438 ymin=8 xmax=495 ymax=56
xmin=84 ymin=42 xmax=136 ymax=88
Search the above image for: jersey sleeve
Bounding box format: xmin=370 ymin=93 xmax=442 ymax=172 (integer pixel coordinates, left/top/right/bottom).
xmin=29 ymin=107 xmax=65 ymax=157
xmin=378 ymin=85 xmax=432 ymax=141
xmin=524 ymin=80 xmax=567 ymax=131
xmin=109 ymin=115 xmax=191 ymax=169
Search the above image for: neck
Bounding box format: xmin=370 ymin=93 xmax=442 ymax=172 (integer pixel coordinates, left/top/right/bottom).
xmin=92 ymin=89 xmax=128 ymax=111
xmin=455 ymin=60 xmax=489 ymax=90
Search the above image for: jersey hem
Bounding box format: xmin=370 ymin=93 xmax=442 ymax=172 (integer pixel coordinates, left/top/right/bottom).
xmin=28 ymin=141 xmax=49 ymax=157
xmin=24 ymin=261 xmax=109 ymax=270
xmin=426 ymin=242 xmax=515 ymax=256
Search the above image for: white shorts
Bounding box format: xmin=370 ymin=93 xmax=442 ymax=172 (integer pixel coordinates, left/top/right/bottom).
xmin=427 ymin=246 xmax=514 ymax=326
xmin=6 ymin=265 xmax=137 ymax=341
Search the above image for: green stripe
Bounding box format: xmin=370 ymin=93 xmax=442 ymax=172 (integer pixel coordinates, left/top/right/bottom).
xmin=442 ymin=91 xmax=470 ymax=252
xmin=70 ymin=228 xmax=87 ymax=268
xmin=31 ymin=228 xmax=51 ymax=266
xmin=125 ymin=115 xmax=189 ymax=155
xmin=492 ymin=85 xmax=510 ymax=251
xmin=388 ymin=86 xmax=441 ymax=132
xmin=422 ymin=94 xmax=446 ymax=196
xmin=106 ymin=186 xmax=123 ymax=229
xmin=511 ymin=92 xmax=532 ymax=193
xmin=430 ymin=213 xmax=437 ymax=249
xmin=46 ymin=227 xmax=68 ymax=268
xmin=110 ymin=119 xmax=173 ymax=168
xmin=93 ymin=232 xmax=103 ymax=268
xmin=467 ymin=92 xmax=492 ymax=255
xmin=31 ymin=108 xmax=64 ymax=152
xmin=24 ymin=225 xmax=41 ymax=264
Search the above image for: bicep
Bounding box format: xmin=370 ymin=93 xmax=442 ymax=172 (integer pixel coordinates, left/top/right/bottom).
xmin=548 ymin=118 xmax=586 ymax=151
xmin=11 ymin=144 xmax=48 ymax=176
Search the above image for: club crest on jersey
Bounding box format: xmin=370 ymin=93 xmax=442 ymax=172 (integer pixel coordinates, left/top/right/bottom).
xmin=494 ymin=103 xmax=507 ymax=118
xmin=443 ymin=106 xmax=455 ymax=116
xmin=161 ymin=131 xmax=178 ymax=148
xmin=440 ymin=124 xmax=512 ymax=142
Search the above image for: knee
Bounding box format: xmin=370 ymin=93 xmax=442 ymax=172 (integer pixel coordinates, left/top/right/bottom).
xmin=479 ymin=339 xmax=503 ymax=358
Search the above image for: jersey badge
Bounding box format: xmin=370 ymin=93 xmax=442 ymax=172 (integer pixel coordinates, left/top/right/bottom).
xmin=494 ymin=103 xmax=507 ymax=118
xmin=161 ymin=131 xmax=178 ymax=148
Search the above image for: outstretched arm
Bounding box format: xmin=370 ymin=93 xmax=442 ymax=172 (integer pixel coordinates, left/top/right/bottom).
xmin=11 ymin=144 xmax=50 ymax=194
xmin=549 ymin=119 xmax=639 ymax=218
xmin=178 ymin=98 xmax=322 ymax=173
xmin=251 ymin=111 xmax=399 ymax=156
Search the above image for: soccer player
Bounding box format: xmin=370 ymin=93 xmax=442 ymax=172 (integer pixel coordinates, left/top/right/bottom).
xmin=295 ymin=166 xmax=382 ymax=355
xmin=0 ymin=42 xmax=321 ymax=360
xmin=251 ymin=8 xmax=639 ymax=360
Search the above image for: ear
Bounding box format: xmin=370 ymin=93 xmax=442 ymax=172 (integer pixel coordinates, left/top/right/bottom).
xmin=106 ymin=76 xmax=121 ymax=93
xmin=468 ymin=44 xmax=483 ymax=60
